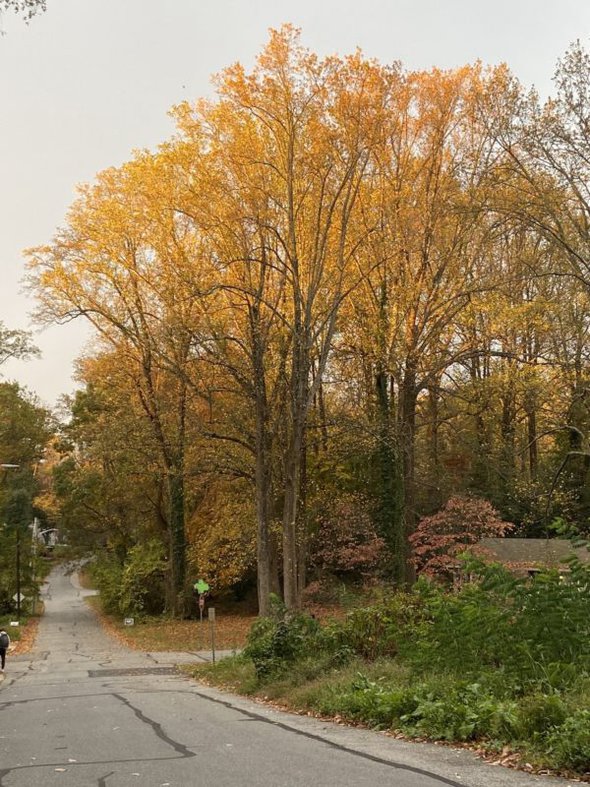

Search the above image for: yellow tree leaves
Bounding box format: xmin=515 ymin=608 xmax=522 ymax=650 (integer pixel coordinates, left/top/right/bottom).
xmin=30 ymin=26 xmax=590 ymax=611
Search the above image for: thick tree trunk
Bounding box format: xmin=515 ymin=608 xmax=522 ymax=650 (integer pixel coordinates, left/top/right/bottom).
xmin=282 ymin=317 xmax=309 ymax=609
xmin=255 ymin=415 xmax=272 ymax=616
xmin=282 ymin=425 xmax=303 ymax=609
xmin=375 ymin=368 xmax=405 ymax=586
xmin=399 ymin=362 xmax=418 ymax=586
xmin=167 ymin=466 xmax=186 ymax=616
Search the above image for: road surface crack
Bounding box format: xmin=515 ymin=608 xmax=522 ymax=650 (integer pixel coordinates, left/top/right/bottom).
xmin=112 ymin=692 xmax=196 ymax=758
xmin=191 ymin=689 xmax=464 ymax=787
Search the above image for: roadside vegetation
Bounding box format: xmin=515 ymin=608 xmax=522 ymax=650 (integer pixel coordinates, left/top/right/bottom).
xmin=191 ymin=557 xmax=590 ymax=778
xmin=0 ymin=604 xmax=44 ymax=654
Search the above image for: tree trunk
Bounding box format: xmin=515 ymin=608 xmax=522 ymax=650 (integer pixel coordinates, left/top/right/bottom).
xmin=255 ymin=414 xmax=272 ymax=616
xmin=375 ymin=368 xmax=405 ymax=586
xmin=524 ymin=391 xmax=538 ymax=480
xmin=500 ymin=369 xmax=516 ymax=485
xmin=282 ymin=425 xmax=303 ymax=609
xmin=399 ymin=361 xmax=418 ymax=586
xmin=297 ymin=434 xmax=308 ymax=597
xmin=167 ymin=465 xmax=186 ymax=616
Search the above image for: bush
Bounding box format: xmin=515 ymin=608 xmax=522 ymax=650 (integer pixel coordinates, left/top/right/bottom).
xmin=400 ymin=572 xmax=514 ymax=678
xmin=324 ymin=592 xmax=422 ymax=661
xmin=338 ymin=672 xmax=418 ymax=728
xmin=90 ymin=555 xmax=123 ymax=615
xmin=308 ymin=493 xmax=385 ymax=579
xmin=117 ymin=539 xmax=166 ymax=617
xmin=244 ymin=598 xmax=321 ymax=679
xmin=410 ymin=496 xmax=512 ymax=580
xmin=91 ymin=540 xmax=166 ymax=618
xmin=545 ymin=710 xmax=590 ymax=770
xmin=404 ymin=560 xmax=590 ymax=690
xmin=515 ymin=694 xmax=567 ymax=739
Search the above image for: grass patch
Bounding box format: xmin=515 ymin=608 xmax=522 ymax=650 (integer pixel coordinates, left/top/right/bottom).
xmin=87 ymin=596 xmax=254 ymax=652
xmin=185 ymin=655 xmax=258 ymax=694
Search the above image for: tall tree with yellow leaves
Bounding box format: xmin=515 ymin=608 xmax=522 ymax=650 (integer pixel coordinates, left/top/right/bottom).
xmin=338 ymin=63 xmax=520 ymax=583
xmin=27 ymin=153 xmax=202 ymax=614
xmin=172 ymin=26 xmax=392 ymax=607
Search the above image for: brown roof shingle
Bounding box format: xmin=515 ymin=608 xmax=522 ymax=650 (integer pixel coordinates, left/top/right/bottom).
xmin=479 ymin=538 xmax=590 ymax=567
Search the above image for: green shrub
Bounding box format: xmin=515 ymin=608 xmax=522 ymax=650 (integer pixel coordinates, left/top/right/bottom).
xmin=545 ymin=710 xmax=590 ymax=770
xmin=400 ymin=682 xmax=518 ymax=742
xmin=91 ymin=540 xmax=166 ymax=617
xmin=515 ymin=694 xmax=568 ymax=739
xmin=326 ymin=592 xmax=423 ymax=661
xmin=406 ymin=560 xmax=590 ymax=691
xmin=401 ymin=691 xmax=478 ymax=741
xmin=117 ymin=540 xmax=166 ymax=617
xmin=305 ymin=673 xmax=415 ymax=727
xmin=90 ymin=555 xmax=123 ymax=614
xmin=244 ymin=603 xmax=321 ymax=679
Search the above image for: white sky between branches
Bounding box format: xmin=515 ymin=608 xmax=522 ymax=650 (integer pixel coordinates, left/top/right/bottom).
xmin=1 ymin=0 xmax=589 ymax=407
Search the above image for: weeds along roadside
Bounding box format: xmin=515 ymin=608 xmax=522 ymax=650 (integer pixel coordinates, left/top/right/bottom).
xmin=189 ymin=558 xmax=590 ymax=777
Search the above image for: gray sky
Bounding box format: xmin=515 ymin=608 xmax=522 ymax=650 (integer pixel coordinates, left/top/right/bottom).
xmin=2 ymin=0 xmax=590 ymax=408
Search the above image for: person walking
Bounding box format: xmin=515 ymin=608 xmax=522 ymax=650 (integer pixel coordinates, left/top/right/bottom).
xmin=0 ymin=628 xmax=10 ymax=672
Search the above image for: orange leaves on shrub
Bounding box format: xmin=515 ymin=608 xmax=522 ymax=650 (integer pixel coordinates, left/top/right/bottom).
xmin=410 ymin=496 xmax=513 ymax=579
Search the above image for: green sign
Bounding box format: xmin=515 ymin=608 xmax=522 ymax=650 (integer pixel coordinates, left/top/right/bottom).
xmin=194 ymin=579 xmax=210 ymax=595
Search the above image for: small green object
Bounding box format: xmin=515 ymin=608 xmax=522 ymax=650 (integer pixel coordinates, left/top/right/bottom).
xmin=194 ymin=579 xmax=210 ymax=594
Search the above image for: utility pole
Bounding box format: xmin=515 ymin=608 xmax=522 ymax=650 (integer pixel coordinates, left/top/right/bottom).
xmin=15 ymin=526 xmax=21 ymax=621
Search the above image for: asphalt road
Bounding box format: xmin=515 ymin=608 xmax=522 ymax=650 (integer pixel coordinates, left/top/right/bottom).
xmin=0 ymin=566 xmax=578 ymax=787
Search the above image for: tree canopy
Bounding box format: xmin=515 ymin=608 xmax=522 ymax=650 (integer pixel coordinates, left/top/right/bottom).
xmin=27 ymin=28 xmax=590 ymax=614
xmin=0 ymin=0 xmax=45 ymax=20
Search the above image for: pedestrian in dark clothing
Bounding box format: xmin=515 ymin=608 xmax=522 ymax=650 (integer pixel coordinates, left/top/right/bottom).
xmin=0 ymin=629 xmax=10 ymax=672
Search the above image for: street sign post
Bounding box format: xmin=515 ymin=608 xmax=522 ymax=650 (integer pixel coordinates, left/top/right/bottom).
xmin=208 ymin=607 xmax=216 ymax=664
xmin=194 ymin=580 xmax=210 ymax=648
xmin=198 ymin=593 xmax=206 ymax=636
xmin=194 ymin=579 xmax=210 ymax=595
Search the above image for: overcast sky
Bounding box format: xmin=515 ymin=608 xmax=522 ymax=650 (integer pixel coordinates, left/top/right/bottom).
xmin=2 ymin=0 xmax=590 ymax=408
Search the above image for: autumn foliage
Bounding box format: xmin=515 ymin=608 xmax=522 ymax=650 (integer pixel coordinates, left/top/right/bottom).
xmin=309 ymin=493 xmax=385 ymax=577
xmin=26 ymin=27 xmax=590 ymax=614
xmin=410 ymin=497 xmax=513 ymax=579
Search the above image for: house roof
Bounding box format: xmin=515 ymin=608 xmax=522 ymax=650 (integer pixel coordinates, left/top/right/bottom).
xmin=479 ymin=538 xmax=590 ymax=567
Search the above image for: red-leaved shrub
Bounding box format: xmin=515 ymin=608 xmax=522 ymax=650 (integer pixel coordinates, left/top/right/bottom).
xmin=310 ymin=493 xmax=385 ymax=577
xmin=410 ymin=496 xmax=513 ymax=579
